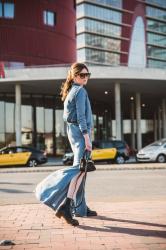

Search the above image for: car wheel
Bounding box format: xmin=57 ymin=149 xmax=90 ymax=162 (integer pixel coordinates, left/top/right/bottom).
xmin=156 ymin=154 xmax=166 ymax=163
xmin=27 ymin=159 xmax=38 ymax=167
xmin=115 ymin=155 xmax=125 ymax=164
xmin=63 ymin=160 xmax=72 ymax=166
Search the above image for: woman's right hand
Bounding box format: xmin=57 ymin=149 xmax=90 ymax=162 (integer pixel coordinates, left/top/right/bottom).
xmin=83 ymin=133 xmax=92 ymax=151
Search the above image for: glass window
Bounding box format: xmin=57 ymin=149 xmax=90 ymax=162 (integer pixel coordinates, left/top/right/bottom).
xmin=76 ymin=3 xmax=84 ymax=18
xmin=77 ymin=19 xmax=85 ymax=33
xmin=21 ymin=105 xmax=32 ymax=131
xmin=113 ymin=141 xmax=125 ymax=149
xmin=16 ymin=147 xmax=27 ymax=153
xmin=0 ymin=2 xmax=2 ymax=17
xmin=77 ymin=33 xmax=85 ymax=48
xmin=0 ymin=133 xmax=5 ymax=148
xmin=146 ymin=6 xmax=166 ymax=21
xmin=78 ymin=33 xmax=121 ymax=52
xmin=147 ymin=46 xmax=166 ymax=60
xmin=44 ymin=108 xmax=53 ymax=154
xmin=43 ymin=10 xmax=56 ymax=26
xmin=36 ymin=133 xmax=45 ymax=151
xmin=4 ymin=3 xmax=14 ymax=18
xmin=100 ymin=141 xmax=114 ymax=149
xmin=0 ymin=101 xmax=5 ymax=133
xmin=55 ymin=110 xmax=65 ymax=137
xmin=77 ymin=18 xmax=121 ymax=38
xmin=78 ymin=48 xmax=120 ymax=65
xmin=0 ymin=2 xmax=14 ymax=19
xmin=147 ymin=19 xmax=166 ymax=34
xmin=146 ymin=0 xmax=166 ymax=8
xmin=94 ymin=0 xmax=122 ymax=8
xmin=36 ymin=107 xmax=44 ymax=133
xmin=148 ymin=59 xmax=166 ymax=69
xmin=147 ymin=32 xmax=166 ymax=47
xmin=55 ymin=110 xmax=66 ymax=155
xmin=77 ymin=3 xmax=122 ymax=24
xmin=45 ymin=108 xmax=53 ymax=133
xmin=5 ymin=102 xmax=14 ymax=133
xmin=77 ymin=48 xmax=86 ymax=61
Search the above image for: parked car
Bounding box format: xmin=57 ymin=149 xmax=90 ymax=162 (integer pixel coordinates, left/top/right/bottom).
xmin=137 ymin=138 xmax=166 ymax=163
xmin=62 ymin=140 xmax=130 ymax=165
xmin=0 ymin=146 xmax=47 ymax=167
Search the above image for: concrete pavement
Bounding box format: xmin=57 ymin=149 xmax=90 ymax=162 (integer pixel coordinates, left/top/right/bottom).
xmin=0 ymin=201 xmax=166 ymax=250
xmin=1 ymin=163 xmax=166 ymax=250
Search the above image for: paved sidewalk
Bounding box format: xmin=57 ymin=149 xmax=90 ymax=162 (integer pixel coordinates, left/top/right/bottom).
xmin=0 ymin=201 xmax=166 ymax=250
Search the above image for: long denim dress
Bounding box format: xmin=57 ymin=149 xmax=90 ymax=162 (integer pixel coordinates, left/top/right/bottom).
xmin=35 ymin=83 xmax=93 ymax=216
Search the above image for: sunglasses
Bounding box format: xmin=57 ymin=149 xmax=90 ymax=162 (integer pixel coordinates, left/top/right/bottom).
xmin=77 ymin=73 xmax=91 ymax=79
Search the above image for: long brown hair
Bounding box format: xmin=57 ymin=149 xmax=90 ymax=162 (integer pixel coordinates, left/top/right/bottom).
xmin=60 ymin=62 xmax=89 ymax=101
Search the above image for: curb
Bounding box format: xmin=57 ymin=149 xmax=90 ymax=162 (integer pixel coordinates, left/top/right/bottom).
xmin=0 ymin=164 xmax=166 ymax=173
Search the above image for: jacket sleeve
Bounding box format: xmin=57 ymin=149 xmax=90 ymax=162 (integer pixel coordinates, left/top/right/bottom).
xmin=75 ymin=87 xmax=88 ymax=134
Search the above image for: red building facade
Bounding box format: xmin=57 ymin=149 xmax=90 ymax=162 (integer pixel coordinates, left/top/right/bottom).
xmin=0 ymin=0 xmax=76 ymax=66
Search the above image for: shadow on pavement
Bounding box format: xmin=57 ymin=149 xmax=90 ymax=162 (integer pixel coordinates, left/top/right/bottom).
xmin=0 ymin=181 xmax=32 ymax=185
xmin=90 ymin=215 xmax=166 ymax=228
xmin=0 ymin=188 xmax=32 ymax=193
xmin=79 ymin=224 xmax=166 ymax=238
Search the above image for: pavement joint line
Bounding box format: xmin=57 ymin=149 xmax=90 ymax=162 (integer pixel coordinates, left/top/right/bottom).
xmin=0 ymin=165 xmax=166 ymax=174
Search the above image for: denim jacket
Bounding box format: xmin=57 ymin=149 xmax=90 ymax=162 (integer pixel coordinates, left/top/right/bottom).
xmin=63 ymin=83 xmax=93 ymax=134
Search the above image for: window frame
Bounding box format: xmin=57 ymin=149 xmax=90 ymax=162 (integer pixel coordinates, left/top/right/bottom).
xmin=43 ymin=10 xmax=56 ymax=27
xmin=0 ymin=1 xmax=15 ymax=19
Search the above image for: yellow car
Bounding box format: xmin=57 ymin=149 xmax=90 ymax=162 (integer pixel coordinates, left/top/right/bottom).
xmin=63 ymin=140 xmax=128 ymax=165
xmin=91 ymin=147 xmax=117 ymax=162
xmin=0 ymin=146 xmax=47 ymax=167
xmin=91 ymin=141 xmax=127 ymax=164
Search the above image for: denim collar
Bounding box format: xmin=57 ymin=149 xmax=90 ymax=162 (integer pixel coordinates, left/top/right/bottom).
xmin=73 ymin=82 xmax=83 ymax=87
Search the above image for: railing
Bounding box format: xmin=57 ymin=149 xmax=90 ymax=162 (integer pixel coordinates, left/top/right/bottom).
xmin=3 ymin=62 xmax=166 ymax=71
xmin=4 ymin=63 xmax=71 ymax=70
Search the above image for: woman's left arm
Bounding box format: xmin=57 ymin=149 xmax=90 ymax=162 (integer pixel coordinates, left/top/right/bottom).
xmin=75 ymin=88 xmax=88 ymax=135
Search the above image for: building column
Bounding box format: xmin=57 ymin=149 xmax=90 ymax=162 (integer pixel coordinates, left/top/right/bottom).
xmin=162 ymin=99 xmax=166 ymax=138
xmin=136 ymin=92 xmax=142 ymax=150
xmin=96 ymin=114 xmax=99 ymax=140
xmin=32 ymin=105 xmax=37 ymax=147
xmin=108 ymin=111 xmax=112 ymax=140
xmin=52 ymin=107 xmax=56 ymax=155
xmin=158 ymin=106 xmax=162 ymax=139
xmin=115 ymin=82 xmax=121 ymax=140
xmin=154 ymin=111 xmax=158 ymax=141
xmin=130 ymin=100 xmax=135 ymax=150
xmin=15 ymin=84 xmax=22 ymax=146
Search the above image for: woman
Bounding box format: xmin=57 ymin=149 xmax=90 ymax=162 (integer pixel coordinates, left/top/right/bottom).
xmin=35 ymin=63 xmax=97 ymax=226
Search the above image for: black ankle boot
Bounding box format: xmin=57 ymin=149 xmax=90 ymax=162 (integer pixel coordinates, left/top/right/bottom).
xmin=87 ymin=207 xmax=97 ymax=216
xmin=56 ymin=198 xmax=79 ymax=226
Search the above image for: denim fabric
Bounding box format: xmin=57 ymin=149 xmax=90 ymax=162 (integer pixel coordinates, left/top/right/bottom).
xmin=35 ymin=83 xmax=93 ymax=217
xmin=35 ymin=124 xmax=90 ymax=216
xmin=67 ymin=123 xmax=92 ymax=216
xmin=63 ymin=83 xmax=93 ymax=134
xmin=35 ymin=165 xmax=80 ymax=211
